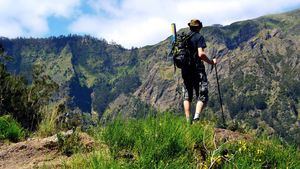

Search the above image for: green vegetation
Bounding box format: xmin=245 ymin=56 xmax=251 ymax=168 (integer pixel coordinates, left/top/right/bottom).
xmin=0 ymin=62 xmax=58 ymax=131
xmin=57 ymin=129 xmax=86 ymax=157
xmin=1 ymin=44 xmax=58 ymax=132
xmin=0 ymin=115 xmax=25 ymax=142
xmin=222 ymin=138 xmax=300 ymax=168
xmin=37 ymin=101 xmax=66 ymax=137
xmin=64 ymin=113 xmax=300 ymax=168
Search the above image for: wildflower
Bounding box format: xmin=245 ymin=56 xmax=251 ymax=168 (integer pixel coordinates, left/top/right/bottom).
xmin=254 ymin=158 xmax=262 ymax=162
xmin=242 ymin=145 xmax=246 ymax=151
xmin=256 ymin=149 xmax=263 ymax=155
xmin=210 ymin=156 xmax=222 ymax=165
xmin=215 ymin=156 xmax=222 ymax=164
xmin=200 ymin=163 xmax=208 ymax=169
xmin=238 ymin=143 xmax=247 ymax=152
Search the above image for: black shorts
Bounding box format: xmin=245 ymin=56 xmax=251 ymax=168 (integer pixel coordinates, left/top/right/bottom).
xmin=182 ymin=71 xmax=208 ymax=103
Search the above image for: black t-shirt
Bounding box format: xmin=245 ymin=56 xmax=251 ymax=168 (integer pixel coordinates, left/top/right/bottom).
xmin=189 ymin=32 xmax=207 ymax=52
xmin=182 ymin=31 xmax=207 ymax=78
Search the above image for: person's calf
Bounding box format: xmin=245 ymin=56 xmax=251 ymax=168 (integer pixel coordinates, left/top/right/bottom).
xmin=183 ymin=100 xmax=191 ymax=121
xmin=194 ymin=101 xmax=205 ymax=119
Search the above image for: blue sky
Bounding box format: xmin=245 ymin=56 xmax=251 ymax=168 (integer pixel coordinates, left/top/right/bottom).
xmin=0 ymin=0 xmax=300 ymax=48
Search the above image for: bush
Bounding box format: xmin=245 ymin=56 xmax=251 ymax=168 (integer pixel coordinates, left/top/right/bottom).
xmin=0 ymin=115 xmax=25 ymax=142
xmin=57 ymin=129 xmax=85 ymax=157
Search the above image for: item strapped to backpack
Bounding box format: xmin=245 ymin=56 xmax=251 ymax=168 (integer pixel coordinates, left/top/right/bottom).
xmin=170 ymin=31 xmax=196 ymax=71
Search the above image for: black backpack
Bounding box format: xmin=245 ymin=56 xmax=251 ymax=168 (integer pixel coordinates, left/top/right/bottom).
xmin=170 ymin=32 xmax=195 ymax=69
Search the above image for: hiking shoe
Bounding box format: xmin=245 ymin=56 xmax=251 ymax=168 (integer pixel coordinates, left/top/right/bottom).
xmin=192 ymin=118 xmax=200 ymax=124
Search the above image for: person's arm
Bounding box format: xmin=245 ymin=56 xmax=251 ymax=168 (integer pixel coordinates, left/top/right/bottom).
xmin=198 ymin=47 xmax=217 ymax=65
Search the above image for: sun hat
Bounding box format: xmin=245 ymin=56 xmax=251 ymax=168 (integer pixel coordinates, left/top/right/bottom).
xmin=188 ymin=19 xmax=202 ymax=27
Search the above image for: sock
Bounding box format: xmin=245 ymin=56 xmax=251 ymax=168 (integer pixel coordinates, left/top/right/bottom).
xmin=194 ymin=112 xmax=200 ymax=119
xmin=186 ymin=116 xmax=190 ymax=122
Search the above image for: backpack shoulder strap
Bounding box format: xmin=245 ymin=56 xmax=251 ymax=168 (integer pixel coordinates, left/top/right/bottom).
xmin=183 ymin=32 xmax=196 ymax=42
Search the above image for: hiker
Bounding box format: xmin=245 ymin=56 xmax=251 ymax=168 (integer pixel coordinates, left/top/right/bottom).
xmin=182 ymin=19 xmax=217 ymax=124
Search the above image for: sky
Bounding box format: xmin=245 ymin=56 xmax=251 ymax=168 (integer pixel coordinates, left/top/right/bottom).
xmin=0 ymin=0 xmax=300 ymax=48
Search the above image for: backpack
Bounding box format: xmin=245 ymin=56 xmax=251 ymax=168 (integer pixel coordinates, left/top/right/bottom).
xmin=170 ymin=32 xmax=195 ymax=69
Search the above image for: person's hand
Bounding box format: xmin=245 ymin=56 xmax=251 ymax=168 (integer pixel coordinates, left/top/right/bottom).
xmin=212 ymin=58 xmax=217 ymax=65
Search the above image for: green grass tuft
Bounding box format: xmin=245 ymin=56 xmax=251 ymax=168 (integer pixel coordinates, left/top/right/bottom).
xmin=64 ymin=112 xmax=300 ymax=168
xmin=0 ymin=115 xmax=25 ymax=142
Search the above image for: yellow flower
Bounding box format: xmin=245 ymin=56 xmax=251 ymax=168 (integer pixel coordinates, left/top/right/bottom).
xmin=210 ymin=156 xmax=222 ymax=165
xmin=256 ymin=149 xmax=263 ymax=155
xmin=242 ymin=144 xmax=246 ymax=150
xmin=200 ymin=163 xmax=208 ymax=169
xmin=215 ymin=156 xmax=222 ymax=164
xmin=238 ymin=143 xmax=247 ymax=152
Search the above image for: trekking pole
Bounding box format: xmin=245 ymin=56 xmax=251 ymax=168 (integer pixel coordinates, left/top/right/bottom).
xmin=214 ymin=64 xmax=226 ymax=127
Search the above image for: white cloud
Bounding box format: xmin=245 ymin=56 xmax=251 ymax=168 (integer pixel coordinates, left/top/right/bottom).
xmin=70 ymin=0 xmax=300 ymax=48
xmin=0 ymin=0 xmax=81 ymax=37
xmin=0 ymin=0 xmax=299 ymax=48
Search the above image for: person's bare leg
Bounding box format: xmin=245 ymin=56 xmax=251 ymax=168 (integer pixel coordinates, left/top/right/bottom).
xmin=194 ymin=101 xmax=206 ymax=120
xmin=184 ymin=100 xmax=191 ymax=123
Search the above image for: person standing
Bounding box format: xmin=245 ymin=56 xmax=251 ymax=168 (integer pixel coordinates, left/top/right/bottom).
xmin=182 ymin=19 xmax=217 ymax=124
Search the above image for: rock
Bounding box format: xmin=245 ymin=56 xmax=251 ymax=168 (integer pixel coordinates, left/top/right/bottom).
xmin=214 ymin=128 xmax=252 ymax=144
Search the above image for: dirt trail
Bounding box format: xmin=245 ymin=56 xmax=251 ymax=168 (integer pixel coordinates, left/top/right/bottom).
xmin=0 ymin=131 xmax=94 ymax=169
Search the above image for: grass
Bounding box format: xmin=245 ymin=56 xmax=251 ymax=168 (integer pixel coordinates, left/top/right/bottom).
xmin=37 ymin=100 xmax=67 ymax=137
xmin=63 ymin=112 xmax=300 ymax=168
xmin=221 ymin=138 xmax=300 ymax=168
xmin=37 ymin=104 xmax=60 ymax=137
xmin=37 ymin=106 xmax=59 ymax=137
xmin=0 ymin=115 xmax=25 ymax=142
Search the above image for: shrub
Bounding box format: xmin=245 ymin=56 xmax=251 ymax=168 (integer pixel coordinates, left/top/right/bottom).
xmin=0 ymin=115 xmax=25 ymax=142
xmin=57 ymin=129 xmax=84 ymax=157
